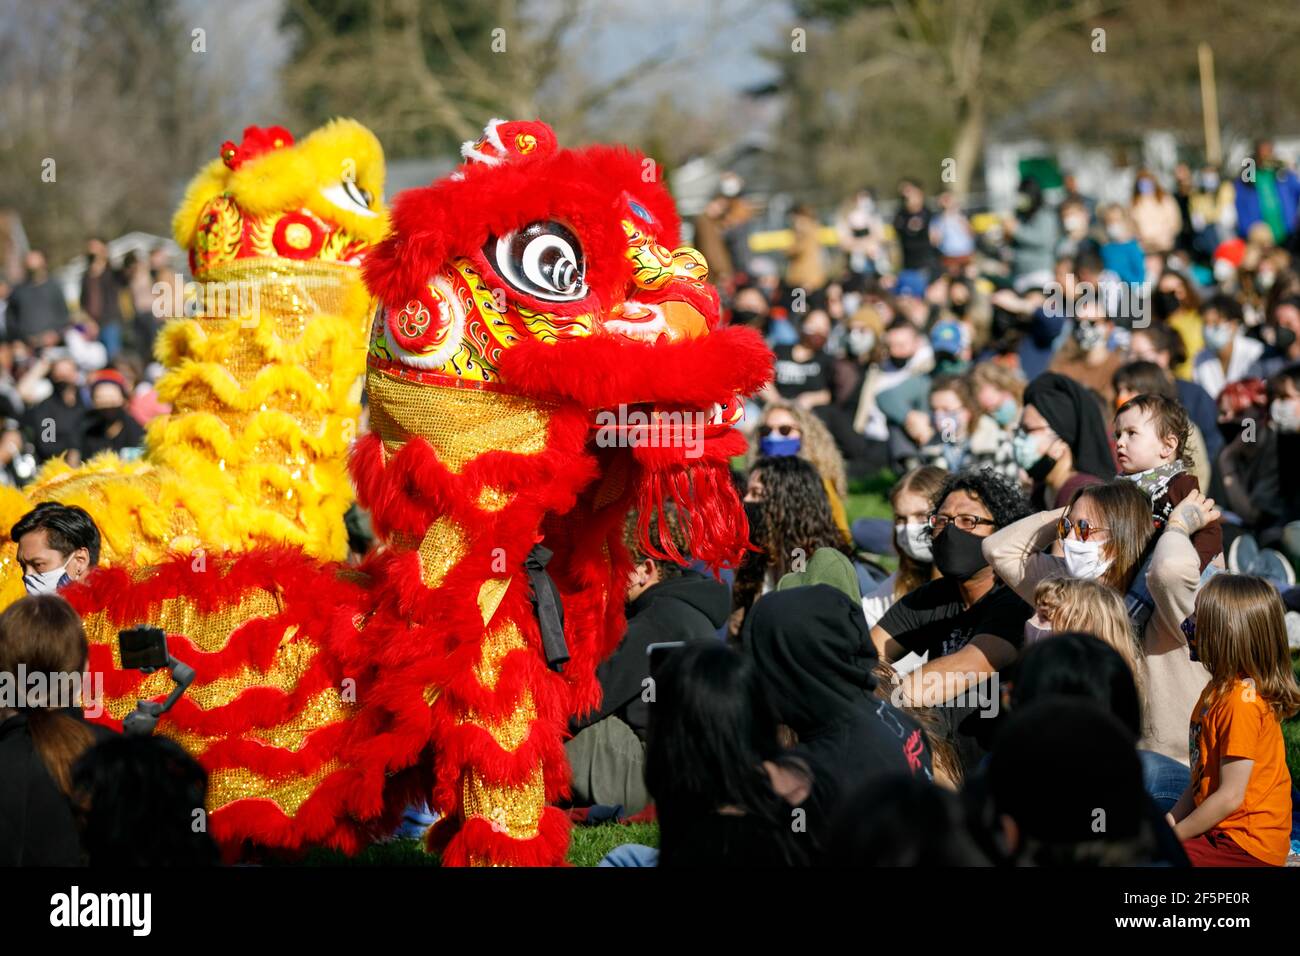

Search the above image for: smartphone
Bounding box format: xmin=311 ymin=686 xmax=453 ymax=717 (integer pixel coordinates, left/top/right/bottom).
xmin=646 ymin=641 xmax=687 ymax=678
xmin=118 ymin=626 xmax=168 ymax=670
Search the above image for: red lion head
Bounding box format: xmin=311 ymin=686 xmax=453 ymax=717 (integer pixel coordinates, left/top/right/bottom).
xmin=361 ymin=119 xmax=772 ymax=567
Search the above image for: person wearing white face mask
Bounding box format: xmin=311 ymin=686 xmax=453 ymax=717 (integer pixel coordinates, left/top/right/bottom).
xmin=12 ymin=502 xmax=101 ymax=596
xmin=914 ymin=375 xmax=1019 ymax=484
xmin=983 ymin=479 xmax=1216 ymax=767
xmin=1192 ymin=295 xmax=1262 ymax=401
xmin=859 ymin=467 xmax=947 ymax=681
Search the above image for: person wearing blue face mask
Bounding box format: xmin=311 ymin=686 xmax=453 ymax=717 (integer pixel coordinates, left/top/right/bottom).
xmin=12 ymin=502 xmax=101 ymax=596
xmin=750 ymin=403 xmax=850 ymax=538
xmin=758 ymin=423 xmax=801 ymax=458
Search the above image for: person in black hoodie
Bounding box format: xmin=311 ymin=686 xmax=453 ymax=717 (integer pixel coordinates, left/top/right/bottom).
xmin=22 ymin=355 xmax=87 ymax=465
xmin=567 ymin=504 xmax=730 ymax=812
xmin=743 ymin=584 xmax=933 ymax=858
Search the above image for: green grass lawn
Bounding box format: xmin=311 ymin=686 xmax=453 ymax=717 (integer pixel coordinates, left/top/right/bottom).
xmin=293 ymin=821 xmax=660 ymax=867
xmin=845 ymin=472 xmax=896 ymax=524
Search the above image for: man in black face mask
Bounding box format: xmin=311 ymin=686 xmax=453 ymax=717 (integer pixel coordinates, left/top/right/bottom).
xmin=21 ymin=355 xmax=87 ymax=465
xmin=871 ymin=470 xmax=1033 ymax=771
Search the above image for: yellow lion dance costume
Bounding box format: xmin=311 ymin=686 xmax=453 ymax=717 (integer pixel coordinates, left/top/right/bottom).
xmin=1 ymin=120 xmax=387 ymax=589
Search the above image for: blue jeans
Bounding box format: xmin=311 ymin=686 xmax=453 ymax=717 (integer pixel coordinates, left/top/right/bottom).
xmin=99 ymin=321 xmax=122 ymax=362
xmin=598 ymin=843 xmax=658 ymax=867
xmin=393 ymin=801 xmax=437 ymax=839
xmin=1139 ymin=749 xmax=1189 ymax=814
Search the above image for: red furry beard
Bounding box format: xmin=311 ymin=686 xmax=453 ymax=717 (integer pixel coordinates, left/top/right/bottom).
xmin=491 ymin=323 xmax=770 ymax=572
xmin=495 ymin=323 xmax=772 ymax=412
xmin=624 ymin=426 xmax=754 ymax=571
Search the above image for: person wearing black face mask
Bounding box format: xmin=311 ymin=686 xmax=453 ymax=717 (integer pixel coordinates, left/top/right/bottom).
xmin=1208 ymin=379 xmax=1283 ymax=558
xmin=872 ymin=470 xmax=1033 ymax=772
xmin=21 ymin=356 xmax=87 ymax=465
xmin=769 ymin=309 xmax=833 ymax=410
xmin=727 ymin=285 xmax=771 ymax=337
xmin=80 ymin=370 xmax=144 ymax=459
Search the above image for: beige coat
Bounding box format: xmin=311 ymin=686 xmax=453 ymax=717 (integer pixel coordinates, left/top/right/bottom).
xmin=983 ymin=508 xmax=1209 ymax=765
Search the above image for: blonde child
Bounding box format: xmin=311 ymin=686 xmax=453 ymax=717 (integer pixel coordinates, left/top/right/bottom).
xmin=1114 ymin=393 xmax=1221 ymax=571
xmin=1169 ymin=575 xmax=1300 ymax=866
xmin=1028 ymin=576 xmax=1144 ymax=688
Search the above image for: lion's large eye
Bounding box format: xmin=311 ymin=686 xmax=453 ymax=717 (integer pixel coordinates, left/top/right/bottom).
xmin=322 ymin=179 xmax=378 ymax=217
xmin=488 ymin=221 xmax=587 ymax=302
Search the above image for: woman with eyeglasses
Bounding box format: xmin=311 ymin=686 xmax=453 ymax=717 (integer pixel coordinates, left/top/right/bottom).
xmin=1014 ymin=372 xmax=1115 ymax=511
xmin=870 ymin=469 xmax=1033 ymax=772
xmin=983 ymin=479 xmax=1215 ymax=767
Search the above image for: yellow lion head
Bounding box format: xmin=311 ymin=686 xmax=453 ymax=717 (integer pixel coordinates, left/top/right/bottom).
xmin=174 ymin=118 xmax=389 ymax=279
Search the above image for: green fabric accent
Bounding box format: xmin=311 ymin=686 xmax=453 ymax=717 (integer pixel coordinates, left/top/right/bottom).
xmin=565 ymin=716 xmax=648 ymax=813
xmin=1258 ymin=169 xmax=1286 ymax=243
xmin=776 ymin=546 xmax=862 ymax=603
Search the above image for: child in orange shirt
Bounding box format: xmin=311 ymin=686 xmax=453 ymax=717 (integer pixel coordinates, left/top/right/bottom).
xmin=1169 ymin=575 xmax=1300 ymax=866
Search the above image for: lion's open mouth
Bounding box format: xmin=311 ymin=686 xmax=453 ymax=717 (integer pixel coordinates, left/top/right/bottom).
xmin=604 ymin=299 xmax=709 ymax=345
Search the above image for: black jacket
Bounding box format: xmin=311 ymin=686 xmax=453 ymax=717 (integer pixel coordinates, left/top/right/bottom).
xmin=23 ymin=391 xmax=86 ymax=462
xmin=744 ymin=584 xmax=933 ymax=850
xmin=7 ymin=279 xmax=70 ymax=343
xmin=0 ymin=713 xmax=82 ymax=866
xmin=572 ymin=569 xmax=729 ymax=739
xmin=80 ymin=408 xmax=146 ymax=459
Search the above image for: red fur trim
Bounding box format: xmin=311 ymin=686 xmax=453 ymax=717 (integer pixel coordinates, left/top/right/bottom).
xmin=441 ymin=805 xmax=571 ymax=867
xmin=496 ymin=324 xmax=772 ymax=410
xmin=634 ymin=454 xmax=752 ymax=569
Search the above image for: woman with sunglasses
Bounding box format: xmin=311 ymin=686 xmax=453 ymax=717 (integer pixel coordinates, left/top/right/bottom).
xmin=983 ymin=479 xmax=1217 ymax=766
xmin=870 ymin=469 xmax=1033 ymax=772
xmin=749 ymin=401 xmax=850 ymax=537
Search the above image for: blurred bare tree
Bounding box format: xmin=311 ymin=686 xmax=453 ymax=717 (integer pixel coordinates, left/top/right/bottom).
xmin=0 ymin=0 xmax=282 ymax=265
xmin=772 ymin=0 xmax=1128 ymax=203
xmin=279 ymin=0 xmax=708 ymax=160
xmin=773 ymin=0 xmax=1300 ymax=206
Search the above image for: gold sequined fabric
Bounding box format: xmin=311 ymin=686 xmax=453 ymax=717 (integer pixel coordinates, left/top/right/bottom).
xmin=476 ymin=578 xmax=511 ymax=626
xmin=208 ymin=759 xmax=343 ymax=816
xmin=165 ymin=688 xmax=349 ymax=755
xmin=417 ymin=517 xmax=467 ymax=590
xmin=462 ymin=766 xmax=546 ymax=851
xmin=366 ymin=372 xmax=552 ymax=474
xmin=459 ymin=618 xmax=544 ymax=853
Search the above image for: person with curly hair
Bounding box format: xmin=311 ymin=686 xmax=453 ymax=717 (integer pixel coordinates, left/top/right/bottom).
xmin=732 ymin=456 xmax=851 ymax=637
xmin=870 ymin=469 xmax=1034 ymax=770
xmin=749 ymin=400 xmax=849 ymax=536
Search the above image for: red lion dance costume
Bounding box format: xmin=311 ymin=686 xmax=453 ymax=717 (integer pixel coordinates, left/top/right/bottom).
xmin=71 ymin=119 xmax=772 ymax=866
